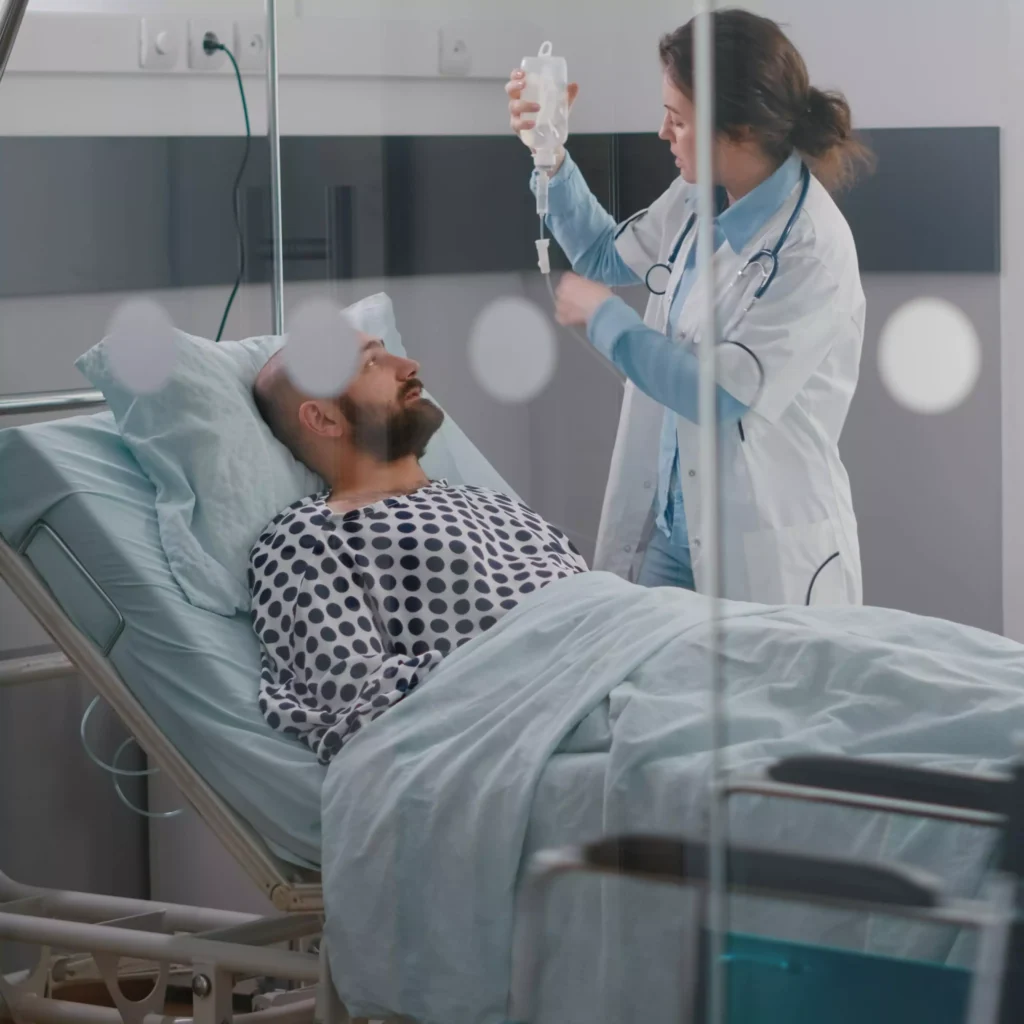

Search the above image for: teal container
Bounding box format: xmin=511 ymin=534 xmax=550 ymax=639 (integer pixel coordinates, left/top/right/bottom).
xmin=723 ymin=933 xmax=971 ymax=1024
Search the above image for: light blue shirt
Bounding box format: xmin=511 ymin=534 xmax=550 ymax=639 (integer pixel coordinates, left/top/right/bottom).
xmin=533 ymin=151 xmax=803 ymax=559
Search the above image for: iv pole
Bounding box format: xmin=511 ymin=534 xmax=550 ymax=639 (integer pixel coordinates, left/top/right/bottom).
xmin=265 ymin=0 xmax=285 ymax=335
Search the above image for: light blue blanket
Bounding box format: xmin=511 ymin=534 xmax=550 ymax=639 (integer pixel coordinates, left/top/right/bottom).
xmin=322 ymin=571 xmax=1024 ymax=1024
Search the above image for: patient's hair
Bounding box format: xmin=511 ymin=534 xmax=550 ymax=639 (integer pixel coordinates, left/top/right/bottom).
xmin=253 ymin=352 xmax=310 ymax=464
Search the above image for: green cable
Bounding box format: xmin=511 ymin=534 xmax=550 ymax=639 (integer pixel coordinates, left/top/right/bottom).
xmin=212 ymin=42 xmax=251 ymax=342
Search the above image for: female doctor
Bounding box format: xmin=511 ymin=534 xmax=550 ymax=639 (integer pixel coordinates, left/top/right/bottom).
xmin=506 ymin=9 xmax=873 ymax=606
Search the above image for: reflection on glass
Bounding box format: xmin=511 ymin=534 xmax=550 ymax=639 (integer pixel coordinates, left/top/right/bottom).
xmin=878 ymin=297 xmax=981 ymax=414
xmin=104 ymin=297 xmax=177 ymax=395
xmin=281 ymin=297 xmax=359 ymax=398
xmin=469 ymin=296 xmax=557 ymax=403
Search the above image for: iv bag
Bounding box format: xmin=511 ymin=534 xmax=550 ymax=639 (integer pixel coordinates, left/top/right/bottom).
xmin=519 ymin=41 xmax=569 ymax=160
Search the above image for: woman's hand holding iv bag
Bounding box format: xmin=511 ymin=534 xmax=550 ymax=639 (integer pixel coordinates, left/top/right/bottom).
xmin=506 ymin=69 xmax=579 ymax=177
xmin=507 ymin=62 xmax=625 ymax=381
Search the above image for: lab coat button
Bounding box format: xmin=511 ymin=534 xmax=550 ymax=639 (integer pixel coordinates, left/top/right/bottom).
xmin=644 ymin=480 xmax=652 ymax=490
xmin=624 ymin=544 xmax=632 ymax=553
xmin=688 ymin=469 xmax=696 ymax=478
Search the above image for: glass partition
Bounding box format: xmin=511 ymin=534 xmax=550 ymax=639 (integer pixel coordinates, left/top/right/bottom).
xmin=711 ymin=3 xmax=1017 ymax=1024
xmin=0 ymin=0 xmax=1020 ymax=1021
xmin=273 ymin=1 xmax=1019 ymax=1021
xmin=0 ymin=0 xmax=279 ymax=976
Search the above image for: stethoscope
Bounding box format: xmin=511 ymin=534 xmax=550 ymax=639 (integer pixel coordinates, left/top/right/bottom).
xmin=641 ymin=162 xmax=812 ymax=416
xmin=644 ymin=162 xmax=812 ymax=310
xmin=641 ymin=164 xmax=838 ymax=601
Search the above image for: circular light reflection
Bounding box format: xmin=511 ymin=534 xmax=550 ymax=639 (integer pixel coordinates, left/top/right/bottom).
xmin=469 ymin=297 xmax=556 ymax=404
xmin=105 ymin=298 xmax=177 ymax=394
xmin=282 ymin=299 xmax=361 ymax=398
xmin=878 ymin=297 xmax=981 ymax=415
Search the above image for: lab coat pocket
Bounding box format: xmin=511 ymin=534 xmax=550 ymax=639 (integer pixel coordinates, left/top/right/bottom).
xmin=740 ymin=518 xmax=842 ymax=606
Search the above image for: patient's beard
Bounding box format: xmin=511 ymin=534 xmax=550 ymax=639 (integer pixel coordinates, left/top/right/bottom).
xmin=338 ymin=393 xmax=445 ymax=462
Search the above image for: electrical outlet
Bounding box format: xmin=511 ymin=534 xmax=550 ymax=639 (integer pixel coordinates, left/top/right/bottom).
xmin=234 ymin=19 xmax=267 ymax=72
xmin=187 ymin=18 xmax=233 ymax=71
xmin=438 ymin=27 xmax=471 ymax=77
xmin=139 ymin=17 xmax=181 ymax=71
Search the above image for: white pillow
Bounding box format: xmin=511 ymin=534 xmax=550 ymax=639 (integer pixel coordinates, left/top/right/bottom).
xmin=76 ymin=293 xmax=513 ymax=616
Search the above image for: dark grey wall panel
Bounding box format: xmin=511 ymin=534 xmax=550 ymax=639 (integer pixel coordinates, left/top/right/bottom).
xmin=0 ymin=137 xmax=271 ymax=299
xmin=0 ymin=139 xmax=176 ymax=298
xmin=0 ymin=127 xmax=999 ymax=299
xmin=613 ymin=127 xmax=1001 ymax=274
xmin=837 ymin=127 xmax=1000 ymax=273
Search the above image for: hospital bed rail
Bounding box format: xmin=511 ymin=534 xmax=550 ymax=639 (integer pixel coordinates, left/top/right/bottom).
xmin=730 ymin=753 xmax=1024 ymax=1023
xmin=0 ymin=884 xmax=328 ymax=1024
xmin=0 ymin=391 xmax=106 ymax=418
xmin=510 ymin=754 xmax=1023 ymax=1024
xmin=0 ymin=650 xmax=76 ymax=688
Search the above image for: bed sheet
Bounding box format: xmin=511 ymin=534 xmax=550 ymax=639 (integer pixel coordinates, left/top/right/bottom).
xmin=322 ymin=571 xmax=1016 ymax=1023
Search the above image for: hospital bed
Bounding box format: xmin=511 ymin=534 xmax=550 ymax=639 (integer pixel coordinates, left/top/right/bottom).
xmin=2 ymin=393 xmax=1021 ymax=1024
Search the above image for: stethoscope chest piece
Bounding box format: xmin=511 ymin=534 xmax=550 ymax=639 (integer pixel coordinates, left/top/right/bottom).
xmin=644 ymin=263 xmax=673 ymax=297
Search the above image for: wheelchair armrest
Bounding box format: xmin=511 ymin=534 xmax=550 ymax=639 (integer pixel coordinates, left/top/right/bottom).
xmin=768 ymin=755 xmax=1009 ymax=815
xmin=582 ymin=835 xmax=942 ymax=910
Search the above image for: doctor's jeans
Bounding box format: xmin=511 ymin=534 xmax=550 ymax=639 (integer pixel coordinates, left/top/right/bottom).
xmin=636 ymin=507 xmax=696 ymax=591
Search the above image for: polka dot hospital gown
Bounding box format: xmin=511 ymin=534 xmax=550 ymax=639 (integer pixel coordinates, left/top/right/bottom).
xmin=248 ymin=482 xmax=588 ymax=764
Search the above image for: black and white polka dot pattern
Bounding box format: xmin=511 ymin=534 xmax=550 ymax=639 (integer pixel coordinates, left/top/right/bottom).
xmin=249 ymin=482 xmax=588 ymax=763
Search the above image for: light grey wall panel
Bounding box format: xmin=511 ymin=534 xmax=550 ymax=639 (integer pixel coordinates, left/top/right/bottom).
xmin=843 ymin=275 xmax=1002 ymax=630
xmin=521 ymin=275 xmax=630 ymax=560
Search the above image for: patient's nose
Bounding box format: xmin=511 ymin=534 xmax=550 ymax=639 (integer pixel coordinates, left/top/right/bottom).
xmin=397 ymin=355 xmax=420 ymax=377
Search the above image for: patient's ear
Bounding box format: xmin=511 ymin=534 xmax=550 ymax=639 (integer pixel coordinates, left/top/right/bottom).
xmin=298 ymin=398 xmax=346 ymax=439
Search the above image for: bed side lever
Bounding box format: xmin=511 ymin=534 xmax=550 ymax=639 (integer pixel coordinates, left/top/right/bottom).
xmin=582 ymin=835 xmax=942 ymax=910
xmin=768 ymin=755 xmax=1009 ymax=815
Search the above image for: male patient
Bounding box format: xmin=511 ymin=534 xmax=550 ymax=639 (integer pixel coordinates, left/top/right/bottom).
xmin=249 ymin=333 xmax=587 ymax=764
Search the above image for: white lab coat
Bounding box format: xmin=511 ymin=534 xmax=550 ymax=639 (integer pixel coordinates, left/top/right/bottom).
xmin=594 ymin=169 xmax=865 ymax=606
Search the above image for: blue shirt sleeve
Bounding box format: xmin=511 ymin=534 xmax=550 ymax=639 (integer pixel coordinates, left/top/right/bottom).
xmin=530 ymin=153 xmax=641 ymax=288
xmin=588 ymin=297 xmax=747 ymax=424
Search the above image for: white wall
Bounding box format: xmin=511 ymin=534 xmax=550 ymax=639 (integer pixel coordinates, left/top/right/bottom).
xmin=8 ymin=0 xmax=1009 ymax=137
xmin=3 ymin=1 xmax=685 ymax=136
xmin=761 ymin=0 xmax=1007 ymax=128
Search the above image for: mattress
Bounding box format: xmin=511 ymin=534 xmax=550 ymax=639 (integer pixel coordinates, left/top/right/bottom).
xmin=0 ymin=413 xmax=324 ymax=866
